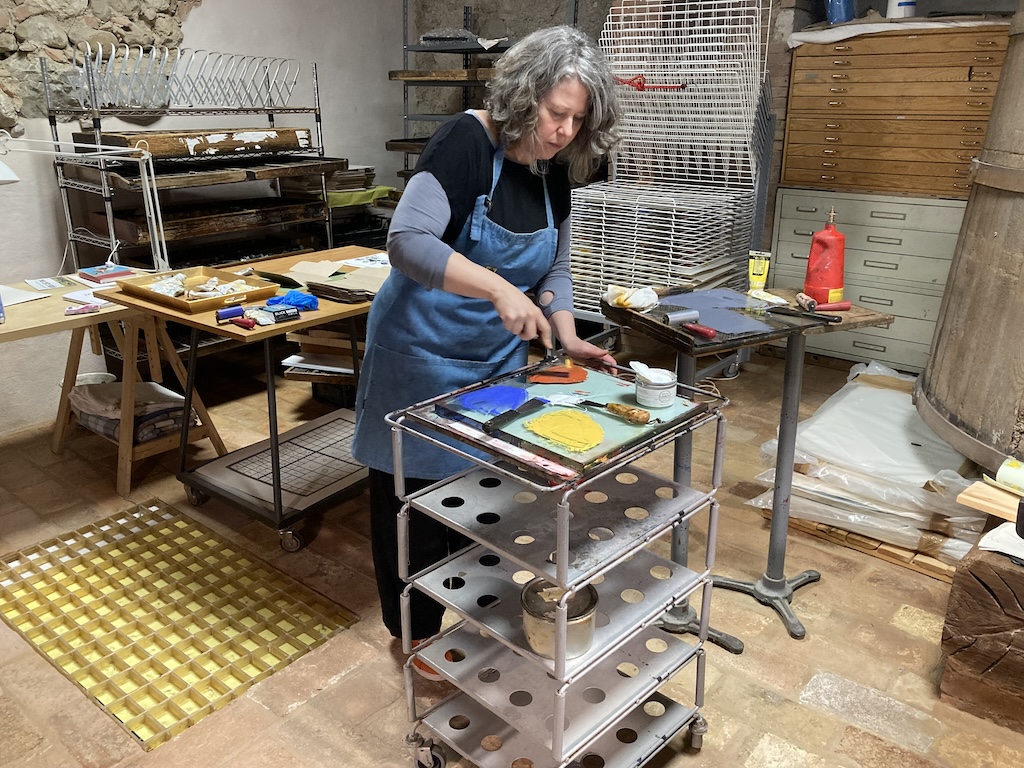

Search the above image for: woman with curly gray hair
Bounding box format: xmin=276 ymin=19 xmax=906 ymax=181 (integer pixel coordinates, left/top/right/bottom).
xmin=352 ymin=25 xmax=620 ymax=680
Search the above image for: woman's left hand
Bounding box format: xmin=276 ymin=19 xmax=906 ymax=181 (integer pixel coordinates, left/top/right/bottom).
xmin=559 ymin=335 xmax=616 ymax=368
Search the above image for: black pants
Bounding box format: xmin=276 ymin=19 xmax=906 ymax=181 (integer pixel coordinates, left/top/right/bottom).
xmin=369 ymin=468 xmax=471 ymax=640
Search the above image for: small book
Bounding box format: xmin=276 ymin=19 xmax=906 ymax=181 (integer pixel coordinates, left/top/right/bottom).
xmin=78 ymin=264 xmax=136 ymax=283
xmin=64 ymin=288 xmax=113 ymax=307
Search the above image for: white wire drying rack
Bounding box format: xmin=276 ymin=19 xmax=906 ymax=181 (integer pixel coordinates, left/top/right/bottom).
xmin=571 ymin=0 xmax=774 ymax=318
xmin=64 ymin=44 xmax=301 ymax=110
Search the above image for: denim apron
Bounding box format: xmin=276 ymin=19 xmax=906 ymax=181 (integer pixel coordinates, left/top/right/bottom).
xmin=352 ymin=146 xmax=557 ymax=479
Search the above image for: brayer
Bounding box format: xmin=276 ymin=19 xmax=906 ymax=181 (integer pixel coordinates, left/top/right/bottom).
xmin=659 ymin=308 xmax=700 ymax=326
xmin=215 ymin=306 xmax=245 ymax=323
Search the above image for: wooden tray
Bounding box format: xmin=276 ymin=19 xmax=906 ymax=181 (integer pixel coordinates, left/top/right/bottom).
xmin=115 ymin=267 xmax=280 ymax=313
xmin=90 ymin=198 xmax=325 ymax=245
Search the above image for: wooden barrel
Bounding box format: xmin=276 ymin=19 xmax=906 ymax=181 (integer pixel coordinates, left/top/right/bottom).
xmin=915 ymin=8 xmax=1024 ymax=472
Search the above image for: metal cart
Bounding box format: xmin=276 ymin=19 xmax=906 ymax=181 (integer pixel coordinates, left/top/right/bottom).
xmin=387 ymin=358 xmax=727 ymax=767
xmin=100 ymin=248 xmax=377 ymax=551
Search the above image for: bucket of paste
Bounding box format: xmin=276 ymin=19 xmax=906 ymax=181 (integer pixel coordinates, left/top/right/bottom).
xmin=521 ymin=578 xmax=599 ymax=659
xmin=635 ymin=367 xmax=676 ymax=408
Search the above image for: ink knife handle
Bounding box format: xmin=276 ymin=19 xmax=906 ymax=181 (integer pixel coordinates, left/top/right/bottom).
xmin=769 ymin=307 xmax=843 ymax=324
xmin=681 ymin=322 xmax=717 ymax=339
xmin=482 ymin=397 xmax=547 ymax=434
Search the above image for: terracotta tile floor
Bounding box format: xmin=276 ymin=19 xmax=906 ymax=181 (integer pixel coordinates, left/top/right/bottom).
xmin=1 ymin=345 xmax=1023 ymax=768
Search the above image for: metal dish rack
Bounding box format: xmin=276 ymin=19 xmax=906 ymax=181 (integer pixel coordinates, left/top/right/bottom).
xmin=386 ymin=359 xmax=727 ymax=768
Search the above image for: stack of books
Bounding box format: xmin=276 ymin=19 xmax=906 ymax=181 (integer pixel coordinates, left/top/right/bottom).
xmin=78 ymin=264 xmax=136 ymax=284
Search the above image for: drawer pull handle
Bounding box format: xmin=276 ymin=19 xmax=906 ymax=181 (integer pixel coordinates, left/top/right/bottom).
xmin=863 ymin=260 xmax=898 ymax=271
xmin=833 ymin=45 xmax=852 ymax=51
xmin=973 ymin=71 xmax=993 ymax=77
xmin=975 ymin=39 xmax=997 ymax=46
xmin=858 ymin=295 xmax=894 ymax=308
xmin=961 ymin=126 xmax=983 ymax=132
xmin=968 ymin=86 xmax=990 ymax=92
xmin=957 ymin=154 xmax=976 ymax=161
xmin=822 ymin=149 xmax=838 ymax=155
xmin=966 ymin=101 xmax=987 ymax=107
xmin=955 ymin=168 xmax=970 ymax=176
xmin=825 ymin=136 xmax=841 ymax=142
xmin=831 ymin=74 xmax=849 ymax=80
xmin=795 ymin=206 xmax=819 ymax=213
xmin=853 ymin=340 xmax=887 ymax=353
xmin=953 ymin=183 xmax=971 ymax=189
xmin=973 ymin=56 xmax=994 ymax=62
xmin=820 ymin=175 xmax=836 ymax=180
xmin=828 ymin=101 xmax=845 ymax=106
xmin=867 ymin=236 xmax=903 ymax=246
xmin=825 ymin=123 xmax=841 ymax=128
xmin=960 ymin=140 xmax=980 ymax=146
xmin=829 ymin=87 xmax=847 ymax=93
xmin=821 ymin=162 xmax=837 ymax=168
xmin=832 ymin=60 xmax=851 ymax=66
xmin=793 ymin=230 xmax=815 ymax=237
xmin=869 ymin=211 xmax=907 ymax=221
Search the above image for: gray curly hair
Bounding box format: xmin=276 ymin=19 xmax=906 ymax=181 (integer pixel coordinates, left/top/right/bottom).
xmin=485 ymin=25 xmax=620 ymax=183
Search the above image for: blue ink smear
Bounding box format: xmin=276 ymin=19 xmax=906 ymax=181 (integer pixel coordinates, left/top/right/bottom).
xmin=456 ymin=385 xmax=529 ymax=416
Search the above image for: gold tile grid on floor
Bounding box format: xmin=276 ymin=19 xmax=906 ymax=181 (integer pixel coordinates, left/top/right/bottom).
xmin=0 ymin=499 xmax=357 ymax=750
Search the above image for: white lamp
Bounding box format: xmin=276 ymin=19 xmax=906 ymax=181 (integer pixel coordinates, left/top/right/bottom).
xmin=0 ymin=129 xmax=169 ymax=269
xmin=0 ymin=157 xmax=18 ymax=185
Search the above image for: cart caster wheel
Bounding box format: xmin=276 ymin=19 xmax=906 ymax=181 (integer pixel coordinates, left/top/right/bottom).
xmin=416 ymin=745 xmax=445 ymax=768
xmin=279 ymin=531 xmax=303 ymax=552
xmin=184 ymin=485 xmax=209 ymax=506
xmin=687 ymin=714 xmax=707 ymax=752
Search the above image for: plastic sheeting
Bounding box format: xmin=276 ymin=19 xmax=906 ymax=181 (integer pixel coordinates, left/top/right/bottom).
xmin=776 ymin=362 xmax=968 ymax=486
xmin=750 ymin=362 xmax=981 ymax=562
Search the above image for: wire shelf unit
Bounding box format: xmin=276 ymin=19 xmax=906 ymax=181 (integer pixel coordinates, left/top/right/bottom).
xmin=64 ymin=44 xmax=301 ymax=110
xmin=571 ymin=0 xmax=774 ymax=317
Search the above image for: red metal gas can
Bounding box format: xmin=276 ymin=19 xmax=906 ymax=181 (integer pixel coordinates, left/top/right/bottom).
xmin=803 ymin=207 xmax=845 ymax=305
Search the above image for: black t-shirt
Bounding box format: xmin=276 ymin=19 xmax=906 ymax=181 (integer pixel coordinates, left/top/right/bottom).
xmin=413 ymin=112 xmax=572 ymax=245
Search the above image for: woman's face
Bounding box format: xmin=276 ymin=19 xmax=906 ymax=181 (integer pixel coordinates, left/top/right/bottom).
xmin=531 ymin=77 xmax=589 ymax=161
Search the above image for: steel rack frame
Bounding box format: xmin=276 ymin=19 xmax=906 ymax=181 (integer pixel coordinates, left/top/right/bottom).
xmin=385 ymin=357 xmax=727 ymax=767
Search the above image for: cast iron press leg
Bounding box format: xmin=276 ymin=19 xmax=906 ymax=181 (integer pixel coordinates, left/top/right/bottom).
xmin=713 ymin=332 xmax=820 ymax=639
xmin=657 ymin=352 xmax=744 ymax=654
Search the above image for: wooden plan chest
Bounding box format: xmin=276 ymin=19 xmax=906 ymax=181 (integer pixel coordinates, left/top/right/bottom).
xmin=782 ymin=24 xmax=1009 ymax=199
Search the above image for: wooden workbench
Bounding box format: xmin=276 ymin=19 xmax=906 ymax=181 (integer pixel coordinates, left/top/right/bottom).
xmin=98 ymin=246 xmax=378 ymax=547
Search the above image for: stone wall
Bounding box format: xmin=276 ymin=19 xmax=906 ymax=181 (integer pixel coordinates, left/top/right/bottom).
xmin=0 ymin=0 xmax=201 ymax=129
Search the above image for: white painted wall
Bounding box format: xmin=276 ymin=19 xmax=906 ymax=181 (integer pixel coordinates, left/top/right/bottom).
xmin=0 ymin=0 xmax=404 ymax=436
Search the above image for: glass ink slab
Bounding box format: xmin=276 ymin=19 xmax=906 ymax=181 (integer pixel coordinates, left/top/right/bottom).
xmin=400 ymin=361 xmax=709 ymax=480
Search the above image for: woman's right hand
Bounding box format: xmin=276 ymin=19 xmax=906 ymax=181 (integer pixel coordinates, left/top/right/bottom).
xmin=492 ymin=283 xmax=552 ymax=347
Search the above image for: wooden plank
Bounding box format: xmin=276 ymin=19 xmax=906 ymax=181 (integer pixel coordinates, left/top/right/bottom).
xmin=792 ymin=66 xmax=979 ymax=84
xmin=793 ymin=28 xmax=1008 ymax=59
xmin=785 ymin=144 xmax=979 ymax=163
xmin=92 ymin=199 xmax=325 ymax=245
xmin=761 ymin=509 xmax=955 ymax=583
xmin=388 ymin=68 xmax=493 ymax=82
xmin=244 ymin=158 xmax=349 ymax=180
xmin=784 ymin=155 xmax=969 ymax=178
xmin=956 ymin=481 xmax=1019 ymax=522
xmin=789 ymin=95 xmax=995 ymax=114
xmin=385 ymin=137 xmax=428 ymax=153
xmin=790 ymin=81 xmax=999 ymax=98
xmin=73 ymin=127 xmax=313 ymax=158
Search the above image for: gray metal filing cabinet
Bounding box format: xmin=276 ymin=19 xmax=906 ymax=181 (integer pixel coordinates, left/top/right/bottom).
xmin=769 ymin=188 xmax=966 ymax=373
